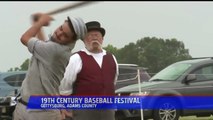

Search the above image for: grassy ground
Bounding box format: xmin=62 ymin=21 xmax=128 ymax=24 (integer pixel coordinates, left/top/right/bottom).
xmin=180 ymin=116 xmax=213 ymax=120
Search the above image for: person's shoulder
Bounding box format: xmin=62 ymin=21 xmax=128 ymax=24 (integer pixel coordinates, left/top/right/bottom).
xmin=71 ymin=49 xmax=86 ymax=56
xmin=69 ymin=52 xmax=82 ymax=62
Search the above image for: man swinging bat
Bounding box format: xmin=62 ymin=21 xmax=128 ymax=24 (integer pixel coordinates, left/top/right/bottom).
xmin=13 ymin=12 xmax=86 ymax=120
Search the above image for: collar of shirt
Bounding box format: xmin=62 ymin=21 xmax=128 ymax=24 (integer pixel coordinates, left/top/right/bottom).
xmin=49 ymin=37 xmax=76 ymax=50
xmin=81 ymin=48 xmax=106 ymax=56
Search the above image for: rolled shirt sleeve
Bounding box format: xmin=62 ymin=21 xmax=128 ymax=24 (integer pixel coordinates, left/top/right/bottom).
xmin=27 ymin=37 xmax=37 ymax=53
xmin=27 ymin=38 xmax=58 ymax=64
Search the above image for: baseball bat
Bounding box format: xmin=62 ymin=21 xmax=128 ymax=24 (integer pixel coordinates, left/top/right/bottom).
xmin=46 ymin=1 xmax=95 ymax=15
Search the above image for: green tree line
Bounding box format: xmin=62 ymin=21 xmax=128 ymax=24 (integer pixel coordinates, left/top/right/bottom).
xmin=104 ymin=37 xmax=191 ymax=75
xmin=8 ymin=59 xmax=29 ymax=72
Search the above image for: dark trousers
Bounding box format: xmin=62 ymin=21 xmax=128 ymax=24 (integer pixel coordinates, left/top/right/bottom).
xmin=72 ymin=110 xmax=115 ymax=120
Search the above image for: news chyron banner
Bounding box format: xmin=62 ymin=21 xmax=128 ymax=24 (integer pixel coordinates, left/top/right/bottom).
xmin=27 ymin=96 xmax=213 ymax=110
xmin=27 ymin=96 xmax=142 ymax=109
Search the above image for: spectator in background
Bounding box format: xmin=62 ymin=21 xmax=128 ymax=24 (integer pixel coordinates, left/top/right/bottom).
xmin=59 ymin=21 xmax=119 ymax=120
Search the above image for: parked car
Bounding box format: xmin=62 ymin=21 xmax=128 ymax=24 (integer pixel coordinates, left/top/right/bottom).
xmin=116 ymin=64 xmax=150 ymax=90
xmin=0 ymin=71 xmax=26 ymax=119
xmin=115 ymin=58 xmax=213 ymax=120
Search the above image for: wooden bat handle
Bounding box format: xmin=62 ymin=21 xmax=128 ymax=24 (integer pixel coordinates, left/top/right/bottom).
xmin=46 ymin=1 xmax=94 ymax=15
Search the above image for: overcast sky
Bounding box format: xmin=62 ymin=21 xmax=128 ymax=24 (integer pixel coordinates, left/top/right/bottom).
xmin=1 ymin=1 xmax=213 ymax=72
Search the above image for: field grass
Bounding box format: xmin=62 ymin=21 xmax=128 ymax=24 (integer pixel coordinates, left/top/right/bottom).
xmin=180 ymin=116 xmax=213 ymax=120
